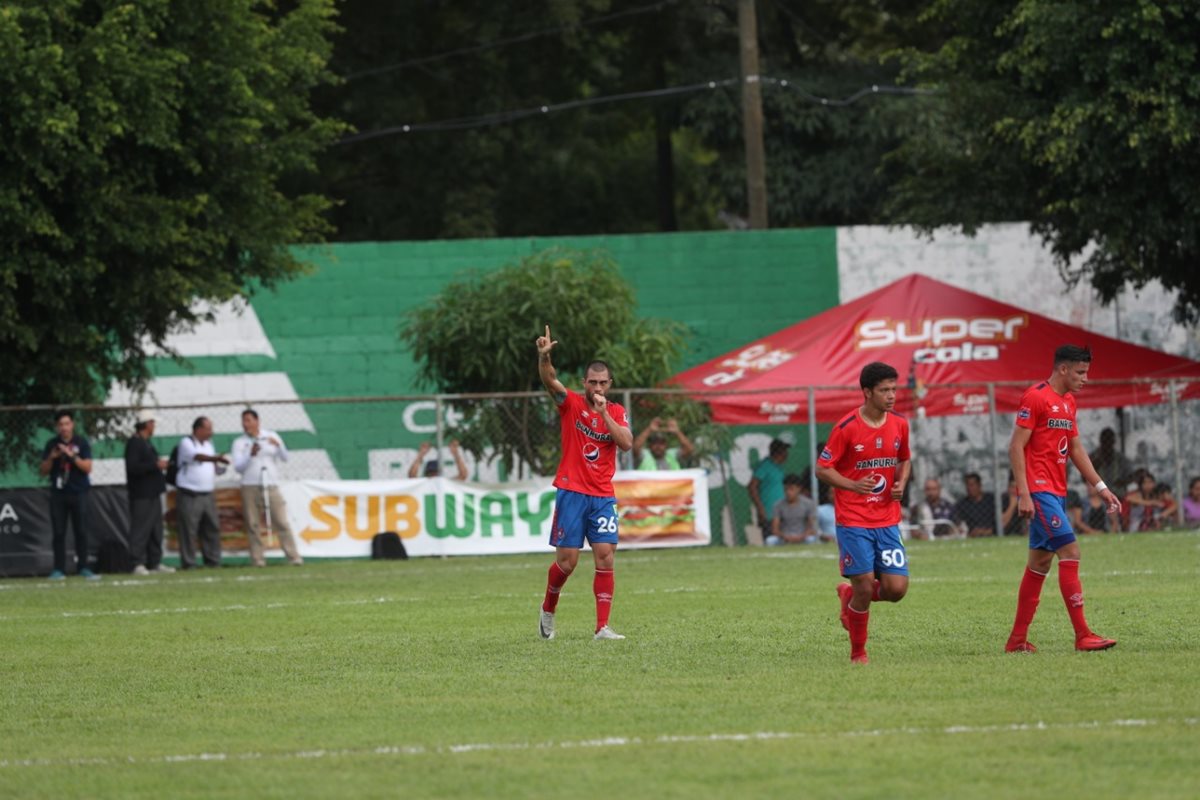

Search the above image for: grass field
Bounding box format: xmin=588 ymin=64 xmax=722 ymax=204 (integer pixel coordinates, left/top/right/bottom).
xmin=2 ymin=532 xmax=1198 ymax=799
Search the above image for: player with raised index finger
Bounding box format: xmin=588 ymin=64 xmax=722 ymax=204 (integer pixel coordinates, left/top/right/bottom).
xmin=535 ymin=324 xmax=633 ymax=641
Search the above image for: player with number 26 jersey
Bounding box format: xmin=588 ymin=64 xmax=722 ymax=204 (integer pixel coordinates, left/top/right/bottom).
xmin=553 ymin=388 xmax=628 ymax=497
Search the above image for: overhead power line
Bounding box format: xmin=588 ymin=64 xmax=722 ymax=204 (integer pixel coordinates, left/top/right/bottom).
xmin=336 ymin=77 xmax=935 ymax=146
xmin=341 ymin=0 xmax=676 ymax=82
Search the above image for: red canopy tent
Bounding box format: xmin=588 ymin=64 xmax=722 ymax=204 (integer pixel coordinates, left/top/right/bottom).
xmin=672 ymin=274 xmax=1200 ymax=425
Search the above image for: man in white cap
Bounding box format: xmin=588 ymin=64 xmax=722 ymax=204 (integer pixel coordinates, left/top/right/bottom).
xmin=748 ymin=431 xmax=795 ymax=542
xmin=124 ymin=409 xmax=175 ymax=575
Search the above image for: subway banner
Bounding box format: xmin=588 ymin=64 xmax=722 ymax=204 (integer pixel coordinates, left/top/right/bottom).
xmin=280 ymin=469 xmax=710 ymax=558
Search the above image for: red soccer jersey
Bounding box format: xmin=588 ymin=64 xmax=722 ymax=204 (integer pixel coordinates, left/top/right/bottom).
xmin=1015 ymin=382 xmax=1077 ymax=496
xmin=817 ymin=409 xmax=910 ymax=528
xmin=553 ymin=389 xmax=628 ymax=497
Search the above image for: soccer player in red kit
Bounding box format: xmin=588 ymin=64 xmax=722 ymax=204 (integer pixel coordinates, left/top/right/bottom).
xmin=1006 ymin=344 xmax=1122 ymax=653
xmin=816 ymin=362 xmax=911 ymax=664
xmin=536 ymin=325 xmax=633 ymax=641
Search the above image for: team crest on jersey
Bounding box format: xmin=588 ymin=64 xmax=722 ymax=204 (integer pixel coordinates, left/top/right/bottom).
xmin=1017 ymin=407 xmax=1031 ymax=420
xmin=1057 ymin=437 xmax=1069 ymax=456
xmin=893 ymin=436 xmax=900 ymax=451
xmin=820 ymin=448 xmax=832 ymax=460
xmin=582 ymin=443 xmax=601 ymax=462
xmin=875 ymin=437 xmax=883 ymax=449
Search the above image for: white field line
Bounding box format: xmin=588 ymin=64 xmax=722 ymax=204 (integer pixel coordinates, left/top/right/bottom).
xmin=1 ymin=717 xmax=1194 ymax=769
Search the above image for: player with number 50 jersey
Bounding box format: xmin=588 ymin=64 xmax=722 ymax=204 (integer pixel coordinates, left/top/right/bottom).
xmin=816 ymin=361 xmax=912 ymax=664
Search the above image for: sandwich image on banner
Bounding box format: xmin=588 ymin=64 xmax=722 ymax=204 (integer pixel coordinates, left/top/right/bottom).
xmin=612 ymin=476 xmax=700 ymax=543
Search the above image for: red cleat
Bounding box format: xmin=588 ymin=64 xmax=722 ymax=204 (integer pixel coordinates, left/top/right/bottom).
xmin=850 ymin=652 xmax=869 ymax=664
xmin=837 ymin=583 xmax=852 ymax=631
xmin=1005 ymin=639 xmax=1038 ymax=653
xmin=1075 ymin=633 xmax=1117 ymax=651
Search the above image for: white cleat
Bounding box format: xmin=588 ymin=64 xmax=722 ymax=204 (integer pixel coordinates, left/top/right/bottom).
xmin=593 ymin=626 xmax=625 ymax=641
xmin=539 ymin=610 xmax=555 ymax=640
xmin=131 ymin=565 xmax=151 ymax=576
xmin=151 ymin=563 xmax=176 ymax=574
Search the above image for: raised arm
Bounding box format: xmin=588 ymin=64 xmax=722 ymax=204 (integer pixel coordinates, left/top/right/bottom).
xmin=666 ymin=418 xmax=695 ymax=462
xmin=536 ymin=324 xmax=568 ymax=405
xmin=448 ymin=440 xmax=469 ymax=481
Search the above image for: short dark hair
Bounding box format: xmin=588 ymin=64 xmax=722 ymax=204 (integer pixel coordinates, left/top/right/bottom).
xmin=783 ymin=473 xmax=804 ymax=487
xmin=860 ymin=361 xmax=899 ymax=391
xmin=964 ymin=472 xmax=982 ymax=485
xmin=53 ymin=409 xmax=73 ymax=423
xmin=192 ymin=416 xmax=209 ymax=432
xmin=647 ymin=432 xmax=667 ymax=444
xmin=1054 ymin=344 xmax=1092 ymax=367
xmin=585 ymin=360 xmax=613 ymax=382
xmin=242 ymin=408 xmax=259 ymax=420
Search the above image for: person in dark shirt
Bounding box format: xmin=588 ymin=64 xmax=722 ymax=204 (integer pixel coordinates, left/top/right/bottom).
xmin=38 ymin=410 xmax=98 ymax=580
xmin=953 ymin=472 xmax=996 ymax=537
xmin=124 ymin=410 xmax=174 ymax=575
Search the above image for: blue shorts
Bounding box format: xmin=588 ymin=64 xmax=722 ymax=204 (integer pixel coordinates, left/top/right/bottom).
xmin=1028 ymin=492 xmax=1076 ymax=552
xmin=549 ymin=489 xmax=619 ymax=549
xmin=836 ymin=525 xmax=908 ymax=577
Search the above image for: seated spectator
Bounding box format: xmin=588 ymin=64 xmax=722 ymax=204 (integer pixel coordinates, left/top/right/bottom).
xmin=1125 ymin=471 xmax=1172 ymax=532
xmin=816 ymin=482 xmax=836 ymax=540
xmin=766 ymin=474 xmax=820 ymax=545
xmin=953 ymin=472 xmax=996 ymax=537
xmin=1183 ymin=477 xmax=1200 ymax=528
xmin=909 ymin=478 xmax=956 ymax=539
xmin=409 ymin=440 xmax=468 ymax=480
xmin=1068 ymin=484 xmax=1111 ymax=534
xmin=633 ymin=417 xmax=694 ymax=470
xmin=1000 ymin=473 xmax=1027 ymax=537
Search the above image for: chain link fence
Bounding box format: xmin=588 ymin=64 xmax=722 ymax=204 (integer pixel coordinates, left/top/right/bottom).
xmin=2 ymin=381 xmax=1197 ymax=544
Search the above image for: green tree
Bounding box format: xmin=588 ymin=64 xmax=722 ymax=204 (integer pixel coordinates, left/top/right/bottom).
xmin=401 ymin=247 xmax=721 ymax=476
xmin=0 ymin=0 xmax=343 ymax=467
xmin=886 ymin=0 xmax=1200 ymax=321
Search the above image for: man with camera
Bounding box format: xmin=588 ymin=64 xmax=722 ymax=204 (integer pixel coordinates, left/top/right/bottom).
xmin=232 ymin=408 xmax=302 ymax=567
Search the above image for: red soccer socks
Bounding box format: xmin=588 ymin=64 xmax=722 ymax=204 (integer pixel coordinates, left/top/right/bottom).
xmin=593 ymin=568 xmax=614 ymax=633
xmin=1060 ymin=559 xmax=1117 ymax=650
xmin=1057 ymin=559 xmax=1091 ymax=639
xmin=542 ymin=561 xmax=571 ymax=614
xmin=837 ymin=583 xmax=852 ymax=631
xmin=1006 ymin=566 xmax=1047 ymax=652
xmin=848 ymin=604 xmax=870 ymax=663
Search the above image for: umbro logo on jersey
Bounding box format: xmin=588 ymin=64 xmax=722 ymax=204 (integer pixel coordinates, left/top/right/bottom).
xmin=854 ymin=444 xmax=865 ymax=452
xmin=1051 ymin=404 xmax=1060 ymax=412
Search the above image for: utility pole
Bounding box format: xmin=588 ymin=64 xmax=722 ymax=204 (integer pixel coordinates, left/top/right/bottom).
xmin=738 ymin=0 xmax=768 ymax=229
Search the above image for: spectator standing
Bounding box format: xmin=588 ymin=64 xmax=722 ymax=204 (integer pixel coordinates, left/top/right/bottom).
xmin=39 ymin=410 xmax=98 ymax=580
xmin=1183 ymin=477 xmax=1200 ymax=528
xmin=408 ymin=440 xmax=468 ymax=480
xmin=175 ymin=417 xmax=229 ymax=569
xmin=748 ymin=432 xmax=795 ymax=541
xmin=953 ymin=473 xmax=996 ymax=537
xmin=124 ymin=410 xmax=174 ymax=575
xmin=767 ymin=474 xmax=819 ymax=545
xmin=232 ymin=409 xmax=303 ymax=567
xmin=910 ymin=478 xmax=956 ymax=539
xmin=1089 ymin=428 xmax=1133 ymax=499
xmin=632 ymin=418 xmax=694 ymax=470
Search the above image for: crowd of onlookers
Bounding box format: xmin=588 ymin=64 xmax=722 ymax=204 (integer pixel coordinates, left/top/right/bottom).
xmin=748 ymin=426 xmax=1200 ymax=546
